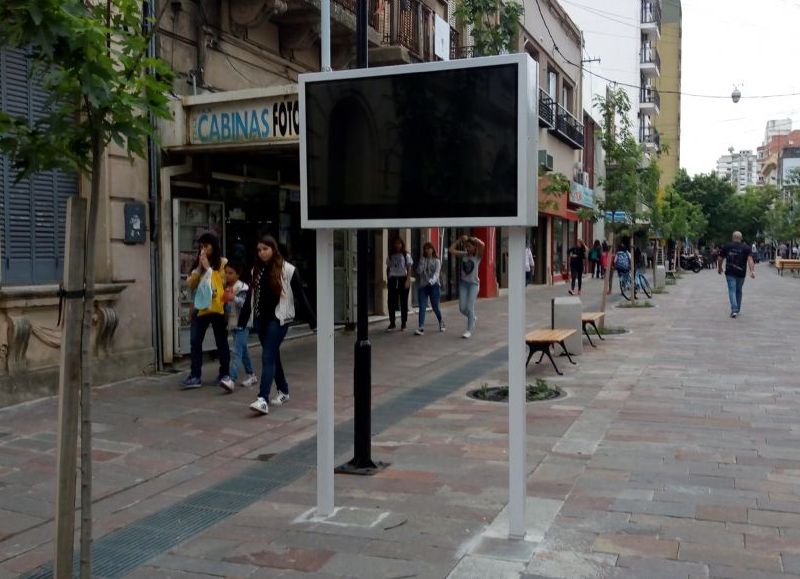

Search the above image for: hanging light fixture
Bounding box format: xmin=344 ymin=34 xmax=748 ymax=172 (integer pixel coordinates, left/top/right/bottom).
xmin=731 ymin=86 xmax=742 ymax=103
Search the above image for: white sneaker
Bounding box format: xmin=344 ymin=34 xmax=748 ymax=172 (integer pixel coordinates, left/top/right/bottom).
xmin=241 ymin=374 xmax=258 ymax=387
xmin=270 ymin=392 xmax=290 ymax=406
xmin=414 ymin=329 xmax=425 ymax=336
xmin=462 ymin=331 xmax=472 ymax=339
xmin=249 ymin=397 xmax=269 ymax=414
xmin=219 ymin=376 xmax=235 ymax=393
xmin=439 ymin=323 xmax=446 ymax=333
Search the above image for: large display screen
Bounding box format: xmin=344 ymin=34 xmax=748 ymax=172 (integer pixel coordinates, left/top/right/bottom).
xmin=300 ymin=55 xmax=536 ymax=228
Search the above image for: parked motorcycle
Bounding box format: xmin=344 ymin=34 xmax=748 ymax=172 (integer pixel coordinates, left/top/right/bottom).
xmin=679 ymin=254 xmax=704 ymax=273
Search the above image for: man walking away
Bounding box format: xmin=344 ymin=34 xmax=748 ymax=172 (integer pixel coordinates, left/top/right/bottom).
xmin=718 ymin=231 xmax=755 ymax=319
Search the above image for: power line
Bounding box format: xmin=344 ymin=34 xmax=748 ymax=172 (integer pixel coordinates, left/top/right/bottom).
xmin=533 ymin=0 xmax=800 ymax=100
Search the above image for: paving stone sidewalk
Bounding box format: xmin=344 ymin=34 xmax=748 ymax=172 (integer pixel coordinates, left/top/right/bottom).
xmin=4 ymin=267 xmax=800 ymax=578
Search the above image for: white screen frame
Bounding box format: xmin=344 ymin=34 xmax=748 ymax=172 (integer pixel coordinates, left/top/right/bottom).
xmin=299 ymin=53 xmax=538 ymax=229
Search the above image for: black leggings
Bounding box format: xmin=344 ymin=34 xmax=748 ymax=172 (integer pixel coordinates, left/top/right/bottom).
xmin=387 ymin=276 xmax=409 ymax=327
xmin=570 ymin=265 xmax=583 ymax=291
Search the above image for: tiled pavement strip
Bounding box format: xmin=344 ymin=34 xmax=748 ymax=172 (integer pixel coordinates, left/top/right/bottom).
xmin=4 ymin=266 xmax=800 ymax=577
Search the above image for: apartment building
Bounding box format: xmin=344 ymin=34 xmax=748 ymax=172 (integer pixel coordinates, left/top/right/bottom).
xmin=716 ymin=148 xmax=758 ymax=193
xmin=655 ymin=0 xmax=681 ymax=189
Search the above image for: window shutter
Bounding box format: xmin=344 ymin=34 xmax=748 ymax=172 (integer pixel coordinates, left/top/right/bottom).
xmin=0 ymin=46 xmax=77 ymax=285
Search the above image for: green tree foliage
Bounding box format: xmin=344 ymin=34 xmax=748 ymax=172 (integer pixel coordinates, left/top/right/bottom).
xmin=456 ymin=0 xmax=523 ymax=56
xmin=651 ymin=187 xmax=707 ymax=243
xmin=672 ymin=170 xmax=776 ymax=244
xmin=593 ymin=87 xmax=660 ymax=233
xmin=0 ymin=0 xmax=173 ymax=176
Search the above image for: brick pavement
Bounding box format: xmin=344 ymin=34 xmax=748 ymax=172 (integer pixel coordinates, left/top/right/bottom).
xmin=3 ymin=267 xmax=800 ymax=577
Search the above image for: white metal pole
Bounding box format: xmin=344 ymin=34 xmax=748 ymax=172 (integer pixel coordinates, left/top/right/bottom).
xmin=508 ymin=226 xmax=527 ymax=539
xmin=321 ymin=0 xmax=331 ymax=71
xmin=316 ymin=229 xmax=335 ymax=516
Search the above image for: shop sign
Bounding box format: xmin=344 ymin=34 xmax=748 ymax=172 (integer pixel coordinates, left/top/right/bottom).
xmin=189 ymin=95 xmax=300 ymax=145
xmin=569 ymin=181 xmax=594 ymax=208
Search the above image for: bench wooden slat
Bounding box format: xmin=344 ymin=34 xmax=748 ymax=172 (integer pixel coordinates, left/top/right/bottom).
xmin=582 ymin=312 xmax=605 ymax=323
xmin=525 ymin=329 xmax=575 ymax=343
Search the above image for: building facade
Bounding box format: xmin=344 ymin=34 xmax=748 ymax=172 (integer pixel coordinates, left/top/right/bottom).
xmin=716 ymin=148 xmax=758 ymax=193
xmin=0 ymin=46 xmax=156 ymax=406
xmin=778 ymin=148 xmax=800 ymax=202
xmin=516 ymin=0 xmax=588 ymax=284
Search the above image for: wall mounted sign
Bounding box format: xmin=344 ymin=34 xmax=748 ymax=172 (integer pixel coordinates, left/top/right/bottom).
xmin=189 ymin=95 xmax=300 ymax=146
xmin=124 ymin=202 xmax=147 ymax=244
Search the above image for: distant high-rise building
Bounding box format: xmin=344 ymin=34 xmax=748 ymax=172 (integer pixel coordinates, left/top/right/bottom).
xmin=655 ymin=0 xmax=681 ymax=190
xmin=716 ymin=148 xmax=758 ymax=193
xmin=764 ymin=119 xmax=792 ymax=144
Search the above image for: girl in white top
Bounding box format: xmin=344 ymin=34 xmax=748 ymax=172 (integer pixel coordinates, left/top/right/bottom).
xmin=385 ymin=237 xmax=413 ymax=331
xmin=449 ymin=234 xmax=485 ymax=339
xmin=414 ymin=242 xmax=445 ymax=335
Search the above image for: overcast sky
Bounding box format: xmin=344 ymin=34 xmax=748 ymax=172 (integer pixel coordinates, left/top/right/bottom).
xmin=681 ymin=0 xmax=800 ymax=175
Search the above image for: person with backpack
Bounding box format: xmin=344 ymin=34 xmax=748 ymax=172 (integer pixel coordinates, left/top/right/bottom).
xmin=610 ymin=244 xmax=632 ymax=295
xmin=181 ymin=232 xmax=231 ymax=390
xmin=386 ymin=237 xmax=413 ymax=332
xmin=220 ymin=261 xmax=257 ymax=392
xmin=718 ymin=231 xmax=755 ymax=318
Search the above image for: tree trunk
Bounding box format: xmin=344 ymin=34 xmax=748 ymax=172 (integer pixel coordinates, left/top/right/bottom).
xmin=600 ymin=231 xmax=616 ymax=319
xmin=79 ymin=134 xmax=103 ymax=578
xmin=53 ymin=198 xmax=87 ymax=579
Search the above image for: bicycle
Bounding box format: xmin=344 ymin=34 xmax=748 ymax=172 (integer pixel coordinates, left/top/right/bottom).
xmin=618 ymin=269 xmax=652 ymax=301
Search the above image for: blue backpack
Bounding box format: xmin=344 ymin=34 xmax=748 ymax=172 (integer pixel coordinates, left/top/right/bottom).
xmin=615 ymin=251 xmax=630 ymax=270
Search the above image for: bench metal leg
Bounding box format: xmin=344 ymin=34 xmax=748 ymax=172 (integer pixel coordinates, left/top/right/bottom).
xmin=558 ymin=341 xmax=577 ymax=365
xmin=582 ymin=323 xmax=596 ymax=348
xmin=542 ymin=347 xmax=563 ymax=375
xmin=591 ymin=321 xmax=605 ymax=341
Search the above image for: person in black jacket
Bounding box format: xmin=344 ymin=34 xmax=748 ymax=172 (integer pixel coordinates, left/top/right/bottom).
xmin=238 ymin=234 xmax=315 ymax=415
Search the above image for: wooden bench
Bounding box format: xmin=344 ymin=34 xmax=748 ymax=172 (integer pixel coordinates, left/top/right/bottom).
xmin=581 ymin=312 xmax=606 ymax=348
xmin=776 ymin=259 xmax=800 ymax=276
xmin=525 ymin=329 xmax=577 ymax=376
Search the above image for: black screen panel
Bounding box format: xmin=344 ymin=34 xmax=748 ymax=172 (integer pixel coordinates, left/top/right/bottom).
xmin=305 ymin=63 xmax=519 ymax=221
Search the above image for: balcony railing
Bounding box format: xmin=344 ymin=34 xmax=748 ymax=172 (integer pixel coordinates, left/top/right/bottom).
xmin=452 ymin=44 xmax=474 ymax=60
xmin=641 ymin=1 xmax=662 ymax=33
xmin=640 ymin=126 xmax=660 ymax=149
xmin=372 ymin=0 xmax=457 ymax=62
xmin=640 ymin=46 xmax=661 ymax=71
xmin=538 ymin=89 xmax=555 ymax=128
xmin=640 ymin=86 xmax=660 ymax=109
xmin=554 ymin=103 xmax=584 ymax=150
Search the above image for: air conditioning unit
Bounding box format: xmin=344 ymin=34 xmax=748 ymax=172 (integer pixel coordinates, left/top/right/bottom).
xmin=538 ymin=149 xmax=554 ymax=172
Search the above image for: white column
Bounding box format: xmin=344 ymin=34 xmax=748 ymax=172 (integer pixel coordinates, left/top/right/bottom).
xmin=321 ymin=0 xmax=331 ymax=71
xmin=316 ymin=229 xmax=335 ymax=516
xmin=508 ymin=226 xmax=527 ymax=539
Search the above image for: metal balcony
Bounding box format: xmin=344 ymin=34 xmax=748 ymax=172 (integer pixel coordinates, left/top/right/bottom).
xmin=640 ymin=86 xmax=660 ymax=113
xmin=641 ymin=1 xmax=661 ymax=38
xmin=538 ymin=89 xmax=555 ymax=129
xmin=640 ymin=126 xmax=660 ymax=151
xmin=640 ymin=46 xmax=661 ymax=77
xmin=553 ymin=103 xmax=584 ymax=150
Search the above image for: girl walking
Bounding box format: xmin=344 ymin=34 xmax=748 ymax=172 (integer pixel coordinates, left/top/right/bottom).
xmin=386 ymin=237 xmax=413 ymax=331
xmin=414 ymin=242 xmax=445 ymax=335
xmin=221 ymin=261 xmax=258 ymax=393
xmin=181 ymin=232 xmax=231 ymax=389
xmin=449 ymin=234 xmax=485 ymax=339
xmin=240 ymin=235 xmax=314 ymax=415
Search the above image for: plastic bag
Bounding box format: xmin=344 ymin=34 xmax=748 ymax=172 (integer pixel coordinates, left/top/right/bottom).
xmin=193 ymin=269 xmax=213 ymax=311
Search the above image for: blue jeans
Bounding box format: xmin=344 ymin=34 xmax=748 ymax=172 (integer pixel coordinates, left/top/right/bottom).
xmin=229 ymin=328 xmax=254 ymax=382
xmin=190 ymin=313 xmax=230 ymax=379
xmin=417 ymin=284 xmax=443 ymax=329
xmin=458 ymin=282 xmax=479 ymax=332
xmin=255 ymin=319 xmax=289 ymax=400
xmin=726 ymin=275 xmax=745 ymax=314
